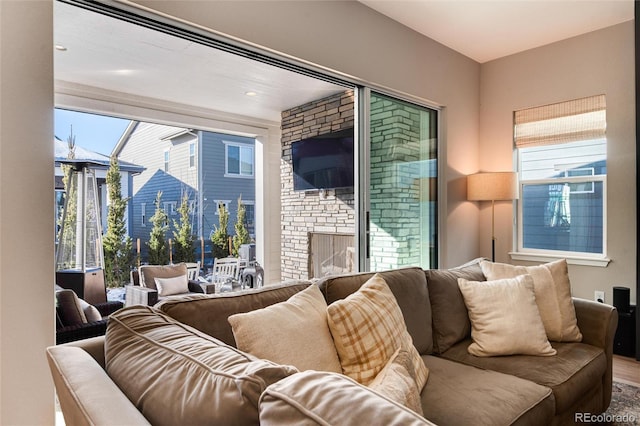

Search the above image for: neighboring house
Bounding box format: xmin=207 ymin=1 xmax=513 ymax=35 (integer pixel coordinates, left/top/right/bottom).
xmin=113 ymin=121 xmax=256 ymax=264
xmin=54 ymin=137 xmax=144 ymax=236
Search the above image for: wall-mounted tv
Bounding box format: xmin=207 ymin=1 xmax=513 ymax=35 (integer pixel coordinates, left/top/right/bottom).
xmin=292 ymin=128 xmax=354 ymax=191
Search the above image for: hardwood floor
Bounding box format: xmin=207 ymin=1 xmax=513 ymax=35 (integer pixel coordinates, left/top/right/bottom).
xmin=612 ymin=354 xmax=640 ymax=386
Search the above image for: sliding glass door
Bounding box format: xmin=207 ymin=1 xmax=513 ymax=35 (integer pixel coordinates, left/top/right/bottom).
xmin=359 ymin=91 xmax=438 ymax=271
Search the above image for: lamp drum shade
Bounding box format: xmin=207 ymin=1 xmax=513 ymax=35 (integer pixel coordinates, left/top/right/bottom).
xmin=467 ymin=172 xmax=518 ymax=201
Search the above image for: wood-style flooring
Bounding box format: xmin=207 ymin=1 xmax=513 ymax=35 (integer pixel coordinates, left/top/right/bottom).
xmin=612 ymin=354 xmax=640 ymax=387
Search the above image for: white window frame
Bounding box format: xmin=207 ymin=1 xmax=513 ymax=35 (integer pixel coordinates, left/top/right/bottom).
xmin=163 ymin=149 xmax=170 ymax=173
xmin=189 ymin=142 xmax=196 ymax=169
xmin=214 ymin=199 xmax=231 ymax=216
xmin=242 ymin=200 xmax=255 ymax=227
xmin=141 ymin=202 xmax=146 ymax=227
xmin=223 ymin=141 xmax=254 ymax=178
xmin=512 ymin=151 xmax=609 ymax=267
xmin=163 ymin=201 xmax=177 ymax=216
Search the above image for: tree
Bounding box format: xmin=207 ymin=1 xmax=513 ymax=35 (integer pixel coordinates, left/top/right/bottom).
xmin=147 ymin=191 xmax=169 ymax=265
xmin=103 ymin=156 xmax=134 ymax=287
xmin=211 ymin=203 xmax=229 ymax=259
xmin=232 ymin=195 xmax=252 ymax=257
xmin=172 ymin=191 xmax=195 ymax=263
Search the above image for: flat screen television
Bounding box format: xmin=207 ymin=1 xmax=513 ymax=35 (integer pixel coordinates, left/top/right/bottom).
xmin=292 ymin=128 xmax=354 ymax=191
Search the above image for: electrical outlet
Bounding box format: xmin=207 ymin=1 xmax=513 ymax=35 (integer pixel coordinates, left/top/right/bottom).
xmin=594 ymin=291 xmax=605 ymax=303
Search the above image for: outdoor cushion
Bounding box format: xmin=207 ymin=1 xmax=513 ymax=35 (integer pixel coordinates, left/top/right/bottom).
xmin=105 ymin=305 xmax=297 ymax=426
xmin=154 ymin=274 xmax=189 ymax=296
xmin=326 ymin=274 xmax=428 ymax=389
xmin=55 ymin=289 xmax=87 ymax=326
xmin=156 ymin=280 xmax=311 ymax=346
xmin=228 ymin=284 xmax=342 ymax=373
xmin=425 ymin=258 xmax=485 ymax=354
xmin=481 ymin=259 xmax=582 ymax=342
xmin=458 ymin=275 xmax=556 ymax=357
xmin=318 ymin=267 xmax=433 ymax=355
xmin=259 ymin=371 xmax=433 ymax=425
xmin=138 ymin=263 xmax=188 ymax=291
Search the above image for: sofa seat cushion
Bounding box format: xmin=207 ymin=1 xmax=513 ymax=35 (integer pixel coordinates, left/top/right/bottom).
xmin=105 ymin=305 xmax=298 ymax=426
xmin=318 ymin=267 xmax=433 ymax=355
xmin=259 ymin=371 xmax=434 ymax=425
xmin=421 ymin=355 xmax=555 ymax=426
xmin=139 ymin=263 xmax=188 ymax=291
xmin=156 ymin=281 xmax=311 ymax=346
xmin=441 ymin=339 xmax=606 ymax=414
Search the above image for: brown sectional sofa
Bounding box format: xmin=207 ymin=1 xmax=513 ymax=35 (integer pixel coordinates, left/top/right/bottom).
xmin=47 ymin=262 xmax=618 ymax=425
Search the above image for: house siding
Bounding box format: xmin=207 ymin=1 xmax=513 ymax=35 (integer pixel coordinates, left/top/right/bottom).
xmin=118 ymin=122 xmax=255 ymax=262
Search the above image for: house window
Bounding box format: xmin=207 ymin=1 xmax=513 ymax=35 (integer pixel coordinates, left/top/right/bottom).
xmin=189 ymin=142 xmax=196 ymax=168
xmin=188 ymin=200 xmax=196 ymax=213
xmin=164 ymin=201 xmax=177 ymax=216
xmin=141 ymin=202 xmax=146 ymax=227
xmin=214 ymin=200 xmax=230 ymax=215
xmin=243 ymin=201 xmax=255 ymax=227
xmin=164 ymin=149 xmax=170 ymax=172
xmin=515 ymin=95 xmax=606 ymax=259
xmin=224 ymin=142 xmax=254 ymax=177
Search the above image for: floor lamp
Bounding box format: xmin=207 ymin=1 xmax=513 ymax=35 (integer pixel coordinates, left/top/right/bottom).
xmin=467 ymin=172 xmax=519 ymax=262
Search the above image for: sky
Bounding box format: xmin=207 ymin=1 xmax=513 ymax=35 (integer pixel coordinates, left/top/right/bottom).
xmin=55 ymin=109 xmax=131 ymax=156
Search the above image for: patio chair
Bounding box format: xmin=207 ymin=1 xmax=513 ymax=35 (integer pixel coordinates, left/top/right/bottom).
xmin=185 ymin=261 xmax=201 ymax=280
xmin=211 ymin=257 xmax=241 ymax=292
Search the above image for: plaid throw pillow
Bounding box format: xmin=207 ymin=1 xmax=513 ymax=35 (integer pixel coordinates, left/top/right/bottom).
xmin=327 ymin=274 xmax=428 ymax=390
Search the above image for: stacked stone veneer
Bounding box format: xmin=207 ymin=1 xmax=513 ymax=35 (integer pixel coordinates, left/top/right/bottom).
xmin=369 ymin=94 xmax=437 ymax=270
xmin=280 ymin=90 xmax=355 ymax=280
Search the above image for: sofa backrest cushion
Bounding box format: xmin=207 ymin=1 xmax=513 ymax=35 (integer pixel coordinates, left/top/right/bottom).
xmin=105 ymin=305 xmax=298 ymax=426
xmin=155 ymin=280 xmax=311 ymax=346
xmin=138 ymin=263 xmax=187 ymax=290
xmin=425 ymin=258 xmax=486 ymax=354
xmin=317 ymin=267 xmax=433 ymax=355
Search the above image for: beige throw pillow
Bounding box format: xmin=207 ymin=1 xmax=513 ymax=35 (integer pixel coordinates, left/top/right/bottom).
xmin=154 ymin=275 xmax=189 ymax=296
xmin=327 ymin=274 xmax=429 ymax=390
xmin=458 ymin=275 xmax=557 ymax=357
xmin=480 ymin=259 xmax=582 ymax=342
xmin=369 ymin=348 xmax=425 ymax=416
xmin=228 ymin=284 xmax=342 ymax=373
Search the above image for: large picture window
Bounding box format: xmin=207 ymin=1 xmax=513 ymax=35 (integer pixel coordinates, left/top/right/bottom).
xmin=514 ymin=95 xmax=607 ymax=261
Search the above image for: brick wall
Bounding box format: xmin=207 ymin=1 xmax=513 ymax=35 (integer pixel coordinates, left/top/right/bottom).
xmin=280 ymin=90 xmax=355 ymax=280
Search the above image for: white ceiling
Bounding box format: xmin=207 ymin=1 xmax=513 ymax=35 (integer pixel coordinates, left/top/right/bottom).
xmin=360 ymin=0 xmax=634 ymax=63
xmin=54 ymin=1 xmax=634 ymax=124
xmin=54 ymin=2 xmax=347 ymax=123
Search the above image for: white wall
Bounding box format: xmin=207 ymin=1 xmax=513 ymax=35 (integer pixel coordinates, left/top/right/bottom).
xmin=0 ymin=0 xmax=55 ymax=424
xmin=480 ymin=22 xmax=636 ymax=304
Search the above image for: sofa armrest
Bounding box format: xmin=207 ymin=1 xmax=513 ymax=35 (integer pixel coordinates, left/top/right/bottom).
xmin=573 ymin=297 xmax=618 ymax=411
xmin=46 ymin=345 xmax=151 ymax=426
xmin=573 ymin=297 xmax=618 ymax=349
xmin=94 ymin=300 xmax=124 ymax=317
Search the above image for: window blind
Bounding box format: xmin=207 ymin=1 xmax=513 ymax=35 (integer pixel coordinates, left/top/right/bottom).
xmin=514 ymin=94 xmax=606 ymax=148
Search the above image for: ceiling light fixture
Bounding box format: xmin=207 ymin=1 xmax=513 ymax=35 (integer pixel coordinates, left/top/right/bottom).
xmin=55 ymin=44 xmax=67 ymax=51
xmin=245 ymin=91 xmax=257 ymax=97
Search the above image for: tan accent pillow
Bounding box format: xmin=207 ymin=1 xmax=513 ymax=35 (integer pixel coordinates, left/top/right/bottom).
xmin=139 ymin=263 xmax=188 ymax=290
xmin=105 ymin=305 xmax=298 ymax=425
xmin=154 ymin=275 xmax=189 ymax=296
xmin=327 ymin=274 xmax=428 ymax=390
xmin=458 ymin=275 xmax=557 ymax=357
xmin=480 ymin=259 xmax=582 ymax=342
xmin=228 ymin=284 xmax=342 ymax=373
xmin=369 ymin=348 xmax=425 ymax=416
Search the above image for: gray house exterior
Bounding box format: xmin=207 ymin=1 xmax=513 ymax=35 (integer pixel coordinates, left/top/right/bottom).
xmin=113 ymin=121 xmax=255 ymax=264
